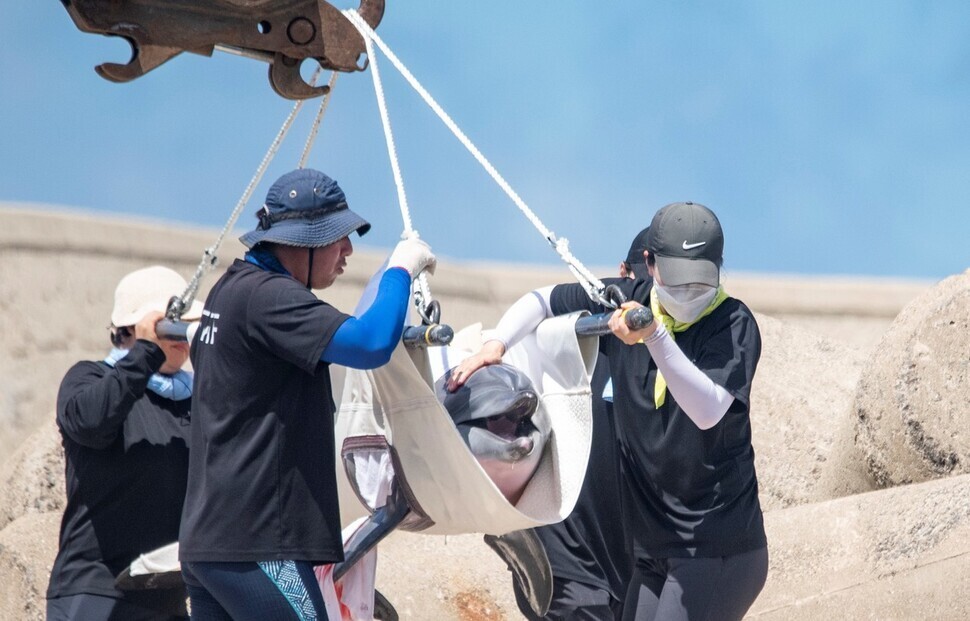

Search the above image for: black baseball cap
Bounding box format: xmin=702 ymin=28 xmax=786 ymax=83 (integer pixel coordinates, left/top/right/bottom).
xmin=624 ymin=227 xmax=651 ymax=280
xmin=625 ymin=227 xmax=650 ymax=265
xmin=646 ymin=202 xmax=723 ymax=287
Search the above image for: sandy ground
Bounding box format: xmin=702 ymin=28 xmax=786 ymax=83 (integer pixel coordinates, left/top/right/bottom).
xmin=3 ymin=203 xmax=967 ymax=620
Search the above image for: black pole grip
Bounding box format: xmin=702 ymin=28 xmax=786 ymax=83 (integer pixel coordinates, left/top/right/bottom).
xmin=574 ymin=306 xmax=654 ymax=337
xmin=402 ymin=323 xmax=454 ymax=349
xmin=156 ymin=319 xmax=192 ymax=342
xmin=625 ymin=306 xmax=654 ymax=330
xmin=160 ymin=320 xmax=455 ymax=347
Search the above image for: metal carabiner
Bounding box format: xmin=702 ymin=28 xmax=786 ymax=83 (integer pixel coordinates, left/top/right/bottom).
xmin=599 ymin=284 xmax=628 ymax=310
xmin=416 ymin=298 xmax=442 ymax=326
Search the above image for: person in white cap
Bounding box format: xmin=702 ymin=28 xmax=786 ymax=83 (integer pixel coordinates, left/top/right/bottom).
xmin=47 ymin=266 xmax=203 ymax=621
xmin=452 ymin=203 xmax=768 ymax=621
xmin=178 ymin=168 xmax=436 ymax=620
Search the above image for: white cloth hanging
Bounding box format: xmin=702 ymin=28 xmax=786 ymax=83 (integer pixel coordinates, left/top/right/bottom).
xmin=126 ymin=542 xmax=180 ymax=577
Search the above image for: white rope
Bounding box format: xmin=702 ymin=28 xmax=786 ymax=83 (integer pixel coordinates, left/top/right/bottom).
xmin=343 ymin=10 xmax=611 ymax=306
xmin=298 ymin=72 xmax=339 ymax=169
xmin=173 ymin=67 xmax=323 ymax=317
xmin=354 ymin=12 xmax=434 ymax=312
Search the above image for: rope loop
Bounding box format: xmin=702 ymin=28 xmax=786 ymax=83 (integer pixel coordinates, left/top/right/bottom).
xmin=416 ymin=297 xmax=441 ymax=326
xmin=602 ymin=284 xmax=627 ymax=308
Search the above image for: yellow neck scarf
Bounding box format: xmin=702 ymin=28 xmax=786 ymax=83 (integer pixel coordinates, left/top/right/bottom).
xmin=648 ymin=285 xmax=730 ymax=408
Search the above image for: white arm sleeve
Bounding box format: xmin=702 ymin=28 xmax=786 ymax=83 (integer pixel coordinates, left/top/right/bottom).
xmin=642 ymin=326 xmax=735 ymax=430
xmin=488 ymin=286 xmax=555 ymax=351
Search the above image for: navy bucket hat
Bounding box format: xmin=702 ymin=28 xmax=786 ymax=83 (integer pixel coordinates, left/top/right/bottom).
xmin=239 ymin=168 xmax=371 ymax=249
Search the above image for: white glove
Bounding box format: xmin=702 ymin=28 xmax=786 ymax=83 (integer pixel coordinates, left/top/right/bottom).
xmin=388 ymin=238 xmax=437 ymax=278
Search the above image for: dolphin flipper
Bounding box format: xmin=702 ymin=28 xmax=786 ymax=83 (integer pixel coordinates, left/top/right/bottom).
xmin=484 ymin=529 xmax=553 ymax=618
xmin=374 ymin=589 xmax=399 ymax=621
xmin=333 ymin=483 xmax=411 ymax=582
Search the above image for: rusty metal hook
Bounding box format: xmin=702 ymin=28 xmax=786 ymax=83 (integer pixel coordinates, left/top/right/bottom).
xmin=60 ymin=0 xmax=386 ymax=99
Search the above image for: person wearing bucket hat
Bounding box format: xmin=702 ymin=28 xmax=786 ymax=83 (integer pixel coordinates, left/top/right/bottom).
xmin=47 ymin=266 xmax=204 ymax=621
xmin=178 ymin=168 xmax=436 ymax=619
xmin=451 ymin=203 xmax=767 ymax=621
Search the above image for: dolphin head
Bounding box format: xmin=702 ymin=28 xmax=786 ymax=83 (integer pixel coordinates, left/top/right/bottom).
xmin=435 ymin=364 xmax=546 ymax=505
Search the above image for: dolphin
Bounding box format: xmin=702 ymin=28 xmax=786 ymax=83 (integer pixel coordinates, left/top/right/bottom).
xmin=328 ymin=362 xmax=553 ymax=619
xmin=435 ymin=363 xmax=546 ymax=505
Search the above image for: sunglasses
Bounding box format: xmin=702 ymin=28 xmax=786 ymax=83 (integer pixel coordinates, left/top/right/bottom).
xmin=109 ymin=326 xmax=133 ymax=347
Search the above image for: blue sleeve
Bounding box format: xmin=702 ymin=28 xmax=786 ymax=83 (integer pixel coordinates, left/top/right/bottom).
xmin=322 ymin=268 xmax=411 ymax=369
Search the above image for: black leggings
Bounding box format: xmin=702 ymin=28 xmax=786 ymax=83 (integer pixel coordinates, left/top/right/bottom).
xmin=513 ymin=575 xmax=622 ymax=620
xmin=622 ymin=548 xmax=768 ymax=621
xmin=182 ymin=560 xmax=329 ymax=621
xmin=46 ymin=592 xmax=187 ymax=621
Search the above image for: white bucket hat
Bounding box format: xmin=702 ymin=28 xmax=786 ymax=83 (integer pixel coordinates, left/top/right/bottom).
xmin=111 ymin=266 xmax=204 ymax=327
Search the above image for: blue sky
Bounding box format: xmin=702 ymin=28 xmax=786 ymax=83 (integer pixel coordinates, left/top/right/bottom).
xmin=2 ymin=2 xmax=968 ymax=279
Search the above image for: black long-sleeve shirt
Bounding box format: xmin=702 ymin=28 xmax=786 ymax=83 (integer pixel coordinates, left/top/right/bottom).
xmin=47 ymin=341 xmax=191 ymax=616
xmin=532 ymin=355 xmax=631 ymax=601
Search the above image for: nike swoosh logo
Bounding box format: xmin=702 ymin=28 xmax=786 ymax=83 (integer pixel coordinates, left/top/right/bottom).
xmin=682 ymin=240 xmax=706 ymax=250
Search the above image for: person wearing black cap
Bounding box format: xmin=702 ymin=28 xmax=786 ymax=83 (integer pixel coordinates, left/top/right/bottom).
xmin=501 ymin=229 xmax=648 ymax=621
xmin=178 ymin=168 xmax=436 ymax=619
xmin=451 ymin=203 xmax=767 ymax=621
xmin=619 ymin=226 xmax=652 ymax=281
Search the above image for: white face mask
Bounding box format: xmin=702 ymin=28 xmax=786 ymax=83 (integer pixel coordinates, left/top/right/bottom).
xmin=655 ymin=283 xmax=718 ymax=323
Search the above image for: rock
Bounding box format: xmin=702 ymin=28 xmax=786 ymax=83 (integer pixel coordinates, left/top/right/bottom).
xmin=1 ymin=206 xmax=951 ymax=619
xmin=853 ymin=270 xmax=970 ymax=487
xmin=749 ymin=314 xmax=873 ymax=509
xmin=0 ymin=512 xmax=60 ymax=621
xmin=751 ymin=473 xmax=970 ymax=620
xmin=0 ymin=421 xmax=64 ymax=531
